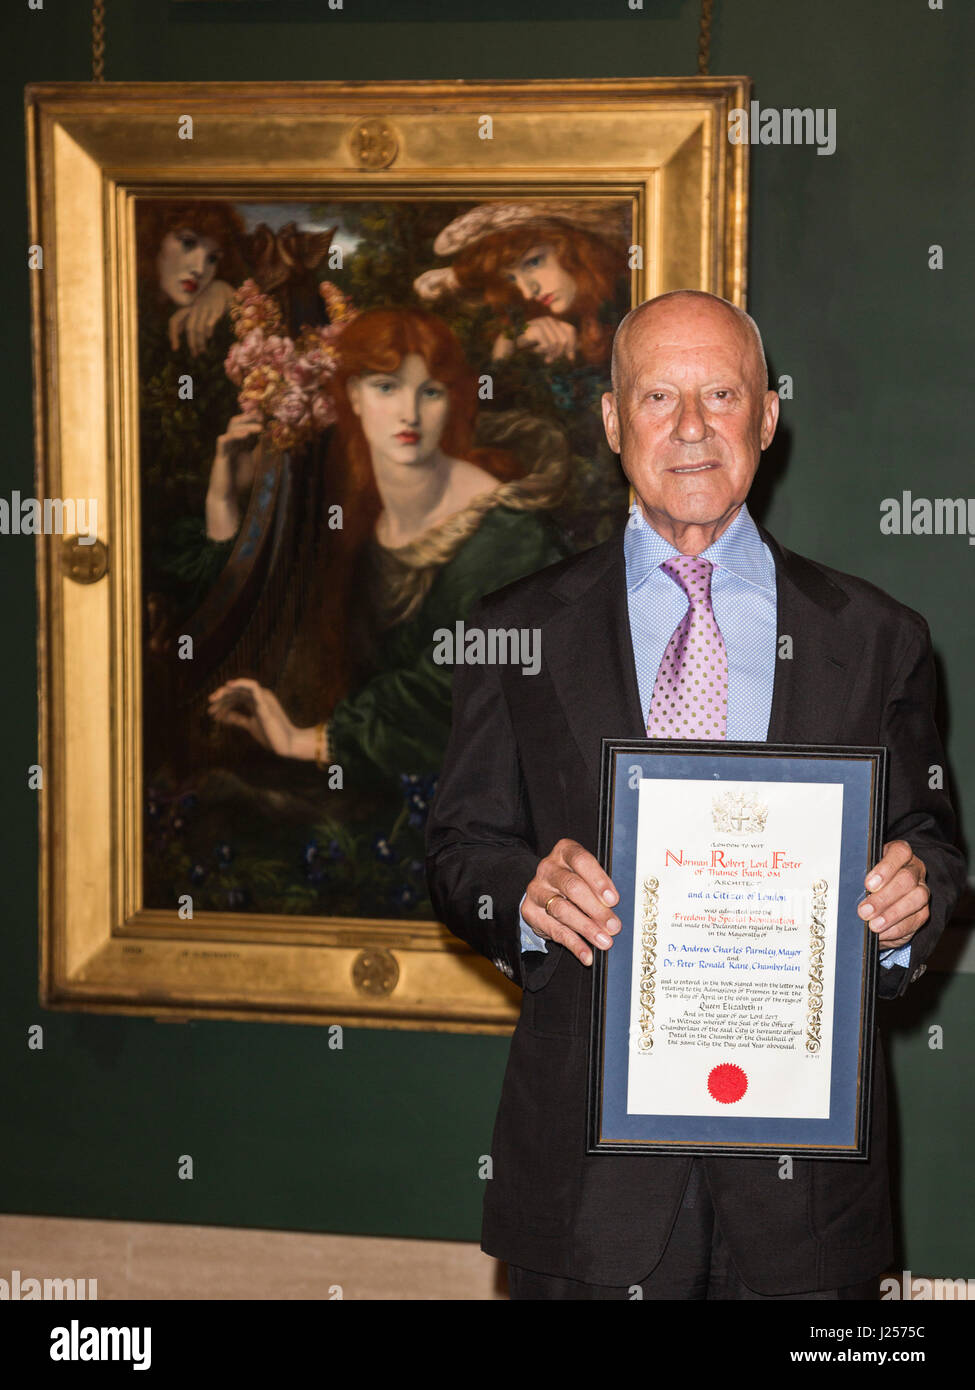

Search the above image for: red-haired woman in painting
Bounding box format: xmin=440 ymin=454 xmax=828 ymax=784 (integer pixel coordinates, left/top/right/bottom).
xmin=413 ymin=202 xmax=632 ymax=552
xmin=205 ymin=306 xmax=568 ymax=911
xmin=136 ymin=199 xmax=250 ymax=353
xmin=136 ymin=201 xmax=255 ymax=627
xmin=414 ymin=201 xmax=629 ymax=368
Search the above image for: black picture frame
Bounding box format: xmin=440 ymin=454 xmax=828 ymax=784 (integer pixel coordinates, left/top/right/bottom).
xmin=587 ymin=740 xmax=888 ymax=1160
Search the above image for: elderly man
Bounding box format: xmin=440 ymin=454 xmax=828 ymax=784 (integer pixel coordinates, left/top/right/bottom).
xmin=425 ymin=291 xmax=965 ymax=1300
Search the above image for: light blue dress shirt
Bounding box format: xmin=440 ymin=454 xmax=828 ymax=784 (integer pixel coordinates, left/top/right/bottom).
xmin=519 ymin=501 xmax=909 ymax=969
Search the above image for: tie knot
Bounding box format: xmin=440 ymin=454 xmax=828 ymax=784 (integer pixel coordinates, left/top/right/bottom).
xmin=660 ymin=554 xmax=714 ymax=606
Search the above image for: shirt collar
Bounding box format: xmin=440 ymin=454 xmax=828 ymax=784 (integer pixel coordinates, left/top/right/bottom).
xmin=623 ymin=500 xmax=775 ymax=593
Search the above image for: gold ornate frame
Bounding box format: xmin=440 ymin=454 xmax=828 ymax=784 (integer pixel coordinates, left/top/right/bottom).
xmin=27 ymin=77 xmax=749 ymax=1032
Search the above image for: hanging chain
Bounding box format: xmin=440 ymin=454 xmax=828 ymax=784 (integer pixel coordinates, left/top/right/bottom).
xmin=93 ymin=0 xmax=706 ymax=82
xmin=698 ymin=0 xmax=714 ymax=76
xmin=92 ymin=0 xmax=106 ymax=83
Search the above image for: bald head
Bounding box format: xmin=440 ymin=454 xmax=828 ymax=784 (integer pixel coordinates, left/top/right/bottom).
xmin=600 ymin=286 xmax=779 ymax=554
xmin=610 ymin=290 xmax=768 ymax=398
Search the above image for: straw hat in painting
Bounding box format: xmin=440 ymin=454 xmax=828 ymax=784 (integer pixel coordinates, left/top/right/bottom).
xmin=413 ymin=199 xmax=630 ymax=302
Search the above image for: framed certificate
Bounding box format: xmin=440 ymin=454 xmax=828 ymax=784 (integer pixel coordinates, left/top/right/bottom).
xmin=587 ymin=742 xmax=888 ymax=1160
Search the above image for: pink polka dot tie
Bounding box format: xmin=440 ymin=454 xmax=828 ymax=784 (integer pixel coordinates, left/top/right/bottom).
xmin=646 ymin=555 xmax=728 ymax=740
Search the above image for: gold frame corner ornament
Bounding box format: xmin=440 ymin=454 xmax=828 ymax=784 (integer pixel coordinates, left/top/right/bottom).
xmin=29 ymin=77 xmax=750 ymax=1032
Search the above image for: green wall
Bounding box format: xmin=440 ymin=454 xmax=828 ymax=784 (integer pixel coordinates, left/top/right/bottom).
xmin=2 ymin=0 xmax=971 ymax=1274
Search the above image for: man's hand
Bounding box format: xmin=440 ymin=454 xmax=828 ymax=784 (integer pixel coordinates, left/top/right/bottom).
xmin=858 ymin=839 xmax=930 ymax=950
xmin=522 ymin=838 xmax=620 ymax=967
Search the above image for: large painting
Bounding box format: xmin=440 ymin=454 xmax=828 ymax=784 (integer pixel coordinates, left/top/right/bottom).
xmin=139 ymin=195 xmax=632 ymax=923
xmin=29 ymin=78 xmax=749 ymax=1029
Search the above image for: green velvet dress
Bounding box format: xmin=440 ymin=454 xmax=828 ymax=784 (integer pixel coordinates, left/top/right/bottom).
xmin=329 ymin=502 xmax=566 ymax=791
xmin=145 ymin=447 xmax=572 ymax=921
xmin=137 ymin=293 xmax=241 ymax=623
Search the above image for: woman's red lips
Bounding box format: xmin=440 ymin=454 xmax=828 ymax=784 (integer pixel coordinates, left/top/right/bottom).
xmin=395 ymin=431 xmax=420 ymax=442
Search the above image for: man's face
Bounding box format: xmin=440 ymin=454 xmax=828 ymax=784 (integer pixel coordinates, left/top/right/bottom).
xmin=601 ymin=301 xmax=779 ymax=545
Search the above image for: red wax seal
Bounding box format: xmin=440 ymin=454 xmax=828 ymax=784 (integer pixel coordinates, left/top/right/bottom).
xmin=708 ymin=1063 xmax=748 ymax=1104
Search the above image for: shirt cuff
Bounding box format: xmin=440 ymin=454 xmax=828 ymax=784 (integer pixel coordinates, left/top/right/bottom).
xmin=879 ymin=943 xmax=911 ymax=969
xmin=519 ymin=890 xmax=548 ymax=953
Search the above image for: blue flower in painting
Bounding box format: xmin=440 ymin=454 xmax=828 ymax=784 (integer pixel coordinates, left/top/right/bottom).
xmin=226 ymin=887 xmax=247 ymax=910
xmin=215 ymin=842 xmax=234 ymax=866
xmin=189 ymin=863 xmax=207 ymax=884
xmin=302 ymin=837 xmax=344 ymax=878
xmin=550 ymin=378 xmax=573 ymax=412
xmin=178 ymin=792 xmax=198 ymax=813
xmin=372 ymin=834 xmax=396 ymax=864
xmin=391 ymin=884 xmax=418 ymax=910
xmin=301 ymin=841 xmax=326 ymax=884
xmin=408 ymin=859 xmax=423 ymax=877
xmin=401 ymin=773 xmax=438 ymax=828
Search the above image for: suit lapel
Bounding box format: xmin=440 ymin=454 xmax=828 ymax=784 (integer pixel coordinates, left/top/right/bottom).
xmin=544 ymin=519 xmax=646 ymax=789
xmin=758 ymin=524 xmax=856 ymax=745
xmin=542 ymin=514 xmax=858 ymax=774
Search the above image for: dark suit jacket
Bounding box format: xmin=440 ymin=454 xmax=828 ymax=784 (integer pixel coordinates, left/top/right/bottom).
xmin=425 ymin=514 xmax=966 ymax=1293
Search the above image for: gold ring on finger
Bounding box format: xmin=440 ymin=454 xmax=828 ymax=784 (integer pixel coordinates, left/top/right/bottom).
xmin=544 ymin=894 xmax=564 ymax=916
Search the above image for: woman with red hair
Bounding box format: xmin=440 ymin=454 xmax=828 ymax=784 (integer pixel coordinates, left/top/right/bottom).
xmin=208 ymin=306 xmax=568 ymax=811
xmin=414 ymin=202 xmax=632 ymax=551
xmin=414 ymin=201 xmax=630 ymax=368
xmin=136 ymin=198 xmax=249 ymax=352
xmin=137 ymin=201 xmax=254 ymax=625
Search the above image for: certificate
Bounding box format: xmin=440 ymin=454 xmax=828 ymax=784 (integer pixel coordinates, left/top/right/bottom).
xmin=587 ymin=742 xmax=887 ymax=1160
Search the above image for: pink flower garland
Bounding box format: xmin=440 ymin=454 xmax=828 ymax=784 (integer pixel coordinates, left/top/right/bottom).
xmin=224 ymin=279 xmax=358 ymax=453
